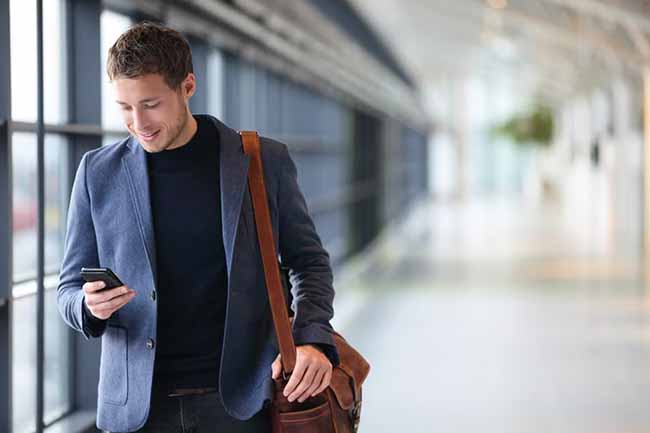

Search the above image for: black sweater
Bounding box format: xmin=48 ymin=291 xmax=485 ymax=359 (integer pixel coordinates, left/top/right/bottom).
xmin=145 ymin=115 xmax=226 ymax=388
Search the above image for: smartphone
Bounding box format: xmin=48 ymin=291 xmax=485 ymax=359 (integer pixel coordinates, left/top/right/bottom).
xmin=80 ymin=267 xmax=124 ymax=291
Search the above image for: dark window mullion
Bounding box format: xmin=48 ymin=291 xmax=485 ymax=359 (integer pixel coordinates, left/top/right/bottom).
xmin=36 ymin=1 xmax=46 ymax=432
xmin=10 ymin=121 xmax=114 ymax=136
xmin=0 ymin=0 xmax=12 ymax=429
xmin=188 ymin=35 xmax=209 ymax=115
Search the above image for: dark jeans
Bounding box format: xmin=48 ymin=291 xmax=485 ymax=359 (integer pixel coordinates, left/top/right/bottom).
xmin=105 ymin=381 xmax=271 ymax=433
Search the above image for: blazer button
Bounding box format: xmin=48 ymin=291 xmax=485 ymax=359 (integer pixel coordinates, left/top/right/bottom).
xmin=151 ymin=290 xmax=156 ymax=301
xmin=146 ymin=339 xmax=155 ymax=350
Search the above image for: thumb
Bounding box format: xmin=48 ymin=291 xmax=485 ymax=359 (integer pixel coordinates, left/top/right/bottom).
xmin=271 ymin=353 xmax=282 ymax=379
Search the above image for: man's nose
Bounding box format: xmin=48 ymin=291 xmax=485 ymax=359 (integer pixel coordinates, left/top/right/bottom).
xmin=132 ymin=109 xmax=151 ymax=131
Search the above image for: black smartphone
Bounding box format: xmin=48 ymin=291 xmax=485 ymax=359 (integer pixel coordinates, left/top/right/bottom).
xmin=80 ymin=267 xmax=124 ymax=291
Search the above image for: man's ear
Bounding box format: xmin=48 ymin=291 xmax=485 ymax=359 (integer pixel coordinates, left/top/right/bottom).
xmin=182 ymin=73 xmax=196 ymax=100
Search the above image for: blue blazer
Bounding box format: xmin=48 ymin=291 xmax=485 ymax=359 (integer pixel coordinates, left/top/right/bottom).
xmin=56 ymin=115 xmax=337 ymax=432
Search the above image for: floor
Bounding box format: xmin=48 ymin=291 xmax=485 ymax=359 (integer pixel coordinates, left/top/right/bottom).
xmin=332 ymin=194 xmax=650 ymax=433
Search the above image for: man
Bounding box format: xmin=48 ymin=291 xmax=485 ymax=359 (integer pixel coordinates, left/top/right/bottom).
xmin=57 ymin=21 xmax=339 ymax=433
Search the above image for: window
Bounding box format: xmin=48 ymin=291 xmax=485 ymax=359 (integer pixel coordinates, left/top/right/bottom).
xmin=9 ymin=2 xmax=72 ymax=432
xmin=8 ymin=132 xmax=66 ymax=283
xmin=10 ymin=0 xmax=67 ymax=124
xmin=12 ymin=133 xmax=37 ymax=284
xmin=44 ymin=278 xmax=72 ymax=425
xmin=12 ymin=293 xmax=37 ymax=433
xmin=10 ymin=128 xmax=72 ymax=433
xmin=207 ymin=49 xmax=225 ymax=121
xmin=43 ymin=0 xmax=68 ymax=124
xmin=44 ymin=135 xmax=69 ymax=274
xmin=10 ymin=0 xmax=37 ymax=122
xmin=9 ymin=276 xmax=69 ymax=433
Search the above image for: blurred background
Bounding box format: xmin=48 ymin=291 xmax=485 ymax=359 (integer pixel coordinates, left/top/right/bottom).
xmin=2 ymin=0 xmax=650 ymax=432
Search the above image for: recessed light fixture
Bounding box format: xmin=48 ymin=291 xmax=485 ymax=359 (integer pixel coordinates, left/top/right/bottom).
xmin=487 ymin=0 xmax=508 ymax=9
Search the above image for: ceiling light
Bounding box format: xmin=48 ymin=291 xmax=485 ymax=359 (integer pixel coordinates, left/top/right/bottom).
xmin=487 ymin=0 xmax=508 ymax=9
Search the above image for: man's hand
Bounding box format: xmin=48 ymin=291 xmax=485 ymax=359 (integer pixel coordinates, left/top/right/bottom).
xmin=83 ymin=281 xmax=136 ymax=320
xmin=271 ymin=344 xmax=333 ymax=403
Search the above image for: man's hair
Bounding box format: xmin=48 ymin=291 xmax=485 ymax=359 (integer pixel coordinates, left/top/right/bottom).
xmin=107 ymin=21 xmax=193 ymax=89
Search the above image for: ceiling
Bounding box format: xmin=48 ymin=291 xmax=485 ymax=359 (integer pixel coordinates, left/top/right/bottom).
xmin=347 ymin=0 xmax=650 ymax=106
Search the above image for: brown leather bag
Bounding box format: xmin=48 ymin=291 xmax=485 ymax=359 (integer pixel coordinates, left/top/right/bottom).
xmin=241 ymin=131 xmax=370 ymax=433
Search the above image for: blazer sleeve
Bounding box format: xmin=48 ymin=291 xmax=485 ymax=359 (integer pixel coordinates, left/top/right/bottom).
xmin=56 ymin=153 xmax=105 ymax=340
xmin=276 ymin=143 xmax=340 ymax=367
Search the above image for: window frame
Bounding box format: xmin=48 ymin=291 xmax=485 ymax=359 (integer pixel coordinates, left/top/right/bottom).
xmin=4 ymin=1 xmax=106 ymax=432
xmin=0 ymin=1 xmax=14 ymax=432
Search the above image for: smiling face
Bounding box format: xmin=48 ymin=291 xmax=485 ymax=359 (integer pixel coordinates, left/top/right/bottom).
xmin=113 ymin=72 xmax=197 ymax=153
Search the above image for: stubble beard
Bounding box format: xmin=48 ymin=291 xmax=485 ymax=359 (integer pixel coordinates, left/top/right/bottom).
xmin=163 ymin=107 xmax=190 ymax=151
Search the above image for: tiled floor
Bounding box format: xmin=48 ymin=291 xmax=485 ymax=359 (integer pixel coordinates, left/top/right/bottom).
xmin=333 ymin=195 xmax=650 ymax=433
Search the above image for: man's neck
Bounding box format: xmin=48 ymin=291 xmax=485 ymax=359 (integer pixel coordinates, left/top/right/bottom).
xmin=167 ymin=112 xmax=198 ymax=151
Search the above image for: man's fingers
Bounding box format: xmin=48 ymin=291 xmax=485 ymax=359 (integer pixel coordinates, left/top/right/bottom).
xmin=98 ymin=286 xmax=133 ymax=304
xmin=89 ymin=291 xmax=135 ymax=317
xmin=94 ymin=298 xmax=131 ymax=318
xmin=83 ymin=280 xmax=107 ymax=294
xmin=298 ymin=368 xmax=326 ymax=402
xmin=283 ymin=360 xmax=307 ymax=397
xmin=271 ymin=354 xmax=282 ymax=379
xmin=84 ymin=283 xmax=124 ymax=301
xmin=93 ymin=293 xmax=132 ymax=315
xmin=312 ymin=367 xmax=332 ymax=396
xmin=86 ymin=286 xmax=132 ymax=307
xmin=287 ymin=364 xmax=317 ymax=402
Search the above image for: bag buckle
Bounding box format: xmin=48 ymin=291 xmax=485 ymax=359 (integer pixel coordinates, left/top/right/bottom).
xmin=351 ymin=400 xmax=362 ymax=433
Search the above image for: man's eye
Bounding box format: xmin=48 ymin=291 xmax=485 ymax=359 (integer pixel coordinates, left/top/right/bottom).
xmin=120 ymin=105 xmax=131 ymax=111
xmin=144 ymin=103 xmax=159 ymax=109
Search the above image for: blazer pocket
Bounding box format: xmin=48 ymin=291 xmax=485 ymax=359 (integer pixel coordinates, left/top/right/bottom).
xmin=98 ymin=325 xmax=128 ymax=406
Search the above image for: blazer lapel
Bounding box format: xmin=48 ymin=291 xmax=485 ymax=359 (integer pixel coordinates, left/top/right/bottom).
xmin=212 ymin=116 xmax=251 ymax=280
xmin=122 ymin=137 xmax=158 ymax=287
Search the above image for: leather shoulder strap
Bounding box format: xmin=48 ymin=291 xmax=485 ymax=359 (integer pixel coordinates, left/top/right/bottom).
xmin=240 ymin=131 xmax=297 ymax=375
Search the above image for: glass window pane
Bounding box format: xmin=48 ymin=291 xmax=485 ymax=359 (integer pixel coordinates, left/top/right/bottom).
xmin=208 ymin=49 xmax=224 ymax=120
xmin=10 ymin=0 xmax=67 ymax=124
xmin=12 ymin=293 xmax=37 ymax=433
xmin=10 ymin=0 xmax=37 ymax=122
xmin=45 ymin=135 xmax=69 ymax=274
xmin=101 ymin=10 xmax=132 ymax=131
xmin=12 ymin=133 xmax=37 ymax=284
xmin=43 ymin=0 xmax=68 ymax=124
xmin=44 ymin=284 xmax=72 ymax=424
xmin=103 ymin=134 xmax=127 ymax=147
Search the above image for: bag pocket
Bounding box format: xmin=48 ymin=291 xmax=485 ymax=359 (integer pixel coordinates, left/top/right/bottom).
xmin=277 ymin=400 xmax=333 ymax=433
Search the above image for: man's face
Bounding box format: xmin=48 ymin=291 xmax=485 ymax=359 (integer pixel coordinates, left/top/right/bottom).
xmin=112 ymin=73 xmax=196 ymax=153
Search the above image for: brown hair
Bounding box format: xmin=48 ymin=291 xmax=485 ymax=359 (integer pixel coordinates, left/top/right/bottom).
xmin=106 ymin=21 xmax=193 ymax=89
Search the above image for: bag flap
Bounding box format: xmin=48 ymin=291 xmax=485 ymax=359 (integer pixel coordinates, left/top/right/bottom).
xmin=329 ymin=368 xmax=355 ymax=409
xmin=329 ymin=330 xmax=370 ymax=408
